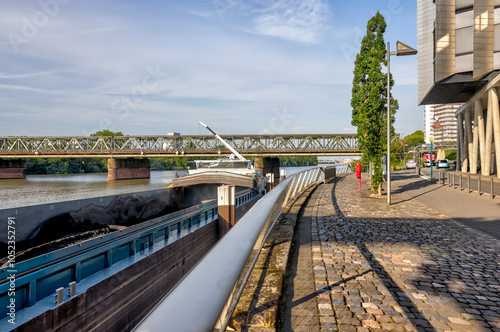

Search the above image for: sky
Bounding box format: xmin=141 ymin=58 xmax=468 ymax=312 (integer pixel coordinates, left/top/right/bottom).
xmin=0 ymin=0 xmax=422 ymax=138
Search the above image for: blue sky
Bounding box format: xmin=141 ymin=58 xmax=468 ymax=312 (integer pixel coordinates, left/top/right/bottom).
xmin=0 ymin=0 xmax=421 ymax=137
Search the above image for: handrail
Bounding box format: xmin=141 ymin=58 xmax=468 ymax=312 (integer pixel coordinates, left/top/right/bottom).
xmin=133 ymin=165 xmax=336 ymax=332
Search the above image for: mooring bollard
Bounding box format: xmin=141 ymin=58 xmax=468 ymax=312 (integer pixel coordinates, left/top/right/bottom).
xmin=491 ymin=178 xmax=494 ymax=199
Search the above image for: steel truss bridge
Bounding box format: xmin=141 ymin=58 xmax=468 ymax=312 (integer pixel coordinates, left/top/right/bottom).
xmin=0 ymin=134 xmax=360 ymax=158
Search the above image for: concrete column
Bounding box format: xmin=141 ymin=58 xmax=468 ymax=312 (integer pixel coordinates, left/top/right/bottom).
xmin=475 ymin=99 xmax=486 ymax=172
xmin=107 ymin=158 xmax=150 ymax=180
xmin=471 ymin=104 xmax=480 ymax=174
xmin=0 ymin=159 xmax=26 ymax=179
xmin=217 ymin=185 xmax=235 ymax=239
xmin=457 ymin=113 xmax=463 ymax=171
xmin=473 ymin=0 xmax=494 ymax=80
xmin=435 ymin=0 xmax=456 ymax=81
xmin=491 ymin=87 xmax=500 ymax=178
xmin=485 ymin=89 xmax=494 ymax=175
xmin=462 ymin=108 xmax=471 ymax=172
xmin=466 ymin=108 xmax=474 ymax=172
xmin=254 ymin=157 xmax=280 ymax=188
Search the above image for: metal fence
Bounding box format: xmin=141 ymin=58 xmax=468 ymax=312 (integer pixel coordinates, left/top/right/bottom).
xmin=133 ymin=165 xmax=337 ymax=332
xmin=438 ymin=171 xmax=499 ymax=199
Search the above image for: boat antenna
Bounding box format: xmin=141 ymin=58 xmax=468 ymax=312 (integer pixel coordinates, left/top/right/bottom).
xmin=199 ymin=121 xmax=247 ymax=161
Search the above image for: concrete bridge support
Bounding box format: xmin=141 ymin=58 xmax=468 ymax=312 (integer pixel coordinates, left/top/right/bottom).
xmin=0 ymin=159 xmax=26 ymax=179
xmin=254 ymin=157 xmax=280 ymax=188
xmin=107 ymin=158 xmax=150 ymax=180
xmin=217 ymin=185 xmax=235 ymax=239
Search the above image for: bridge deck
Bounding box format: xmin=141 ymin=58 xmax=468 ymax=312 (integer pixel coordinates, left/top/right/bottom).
xmin=0 ymin=134 xmax=361 ymax=158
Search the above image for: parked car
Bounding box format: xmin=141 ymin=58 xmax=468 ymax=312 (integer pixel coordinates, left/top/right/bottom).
xmin=424 ymin=159 xmax=432 ymax=167
xmin=436 ymin=159 xmax=449 ymax=168
xmin=405 ymin=159 xmax=416 ymax=169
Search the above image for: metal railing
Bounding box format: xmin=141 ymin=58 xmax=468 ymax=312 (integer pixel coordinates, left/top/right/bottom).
xmin=438 ymin=171 xmax=499 ymax=199
xmin=0 ymin=189 xmax=257 ymax=318
xmin=133 ymin=165 xmax=336 ymax=332
xmin=0 ymin=135 xmax=360 ymax=157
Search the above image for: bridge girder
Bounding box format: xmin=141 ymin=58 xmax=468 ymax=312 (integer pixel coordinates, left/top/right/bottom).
xmin=0 ymin=134 xmax=361 ymax=158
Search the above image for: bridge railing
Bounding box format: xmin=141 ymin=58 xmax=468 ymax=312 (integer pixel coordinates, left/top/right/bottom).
xmin=133 ymin=165 xmax=337 ymax=332
xmin=0 ymin=135 xmax=360 ymax=156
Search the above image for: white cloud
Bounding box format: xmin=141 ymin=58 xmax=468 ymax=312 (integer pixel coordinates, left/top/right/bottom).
xmin=252 ymin=0 xmax=330 ymax=43
xmin=0 ymin=84 xmax=67 ymax=94
xmin=0 ymin=69 xmax=71 ymax=79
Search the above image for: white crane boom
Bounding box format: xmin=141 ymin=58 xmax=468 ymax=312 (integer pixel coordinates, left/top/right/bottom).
xmin=199 ymin=121 xmax=247 ymax=161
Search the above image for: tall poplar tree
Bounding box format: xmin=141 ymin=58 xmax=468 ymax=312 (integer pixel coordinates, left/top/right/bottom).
xmin=351 ymin=12 xmax=398 ymax=194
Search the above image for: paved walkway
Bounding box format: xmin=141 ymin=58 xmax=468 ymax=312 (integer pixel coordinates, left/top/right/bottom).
xmin=283 ymin=188 xmax=321 ymax=331
xmin=287 ymin=172 xmax=500 ymax=332
xmin=392 ymin=170 xmax=500 ymax=239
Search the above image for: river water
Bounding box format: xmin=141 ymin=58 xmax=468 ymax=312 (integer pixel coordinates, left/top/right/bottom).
xmin=0 ymin=170 xmax=188 ymax=210
xmin=0 ymin=165 xmax=347 ymax=210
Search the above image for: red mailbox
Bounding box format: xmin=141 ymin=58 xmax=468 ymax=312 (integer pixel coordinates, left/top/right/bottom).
xmin=355 ymin=162 xmax=361 ymax=179
xmin=355 ymin=162 xmax=361 ymax=191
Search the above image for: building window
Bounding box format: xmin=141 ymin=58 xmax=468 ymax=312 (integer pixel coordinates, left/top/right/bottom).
xmin=456 ymin=0 xmax=474 ymax=12
xmin=455 ymin=8 xmax=473 ymax=73
xmin=456 ymin=26 xmax=473 ymax=54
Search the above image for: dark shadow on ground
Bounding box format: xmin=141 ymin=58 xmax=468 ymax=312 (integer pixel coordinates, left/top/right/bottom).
xmin=329 ymin=180 xmax=438 ymax=332
xmin=242 ymin=174 xmax=500 ymax=331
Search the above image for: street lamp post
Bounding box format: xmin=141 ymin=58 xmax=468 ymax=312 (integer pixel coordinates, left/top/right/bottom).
xmin=430 ymin=137 xmax=434 ymax=181
xmin=386 ymin=41 xmax=417 ymax=205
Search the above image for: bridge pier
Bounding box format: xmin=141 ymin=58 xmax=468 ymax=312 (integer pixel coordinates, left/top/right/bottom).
xmin=0 ymin=159 xmax=26 ymax=179
xmin=107 ymin=158 xmax=150 ymax=180
xmin=254 ymin=157 xmax=280 ymax=188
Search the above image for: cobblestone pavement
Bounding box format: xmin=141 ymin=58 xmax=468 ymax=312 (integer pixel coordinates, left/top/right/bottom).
xmin=310 ymin=174 xmax=500 ymax=332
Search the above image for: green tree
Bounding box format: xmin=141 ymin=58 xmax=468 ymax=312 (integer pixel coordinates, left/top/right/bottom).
xmin=90 ymin=130 xmax=124 ymax=136
xmin=391 ymin=138 xmax=404 ymax=169
xmin=403 ymin=130 xmax=425 ymax=147
xmin=351 ymin=12 xmax=397 ymax=194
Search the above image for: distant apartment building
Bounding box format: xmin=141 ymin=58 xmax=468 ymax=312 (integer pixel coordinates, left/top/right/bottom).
xmin=423 ymin=103 xmax=461 ymax=144
xmin=417 ymin=0 xmax=500 ymax=176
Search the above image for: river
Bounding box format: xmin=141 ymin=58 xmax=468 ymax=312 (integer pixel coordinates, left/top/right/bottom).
xmin=0 ymin=170 xmax=188 ymax=210
xmin=0 ymin=165 xmax=347 ymax=210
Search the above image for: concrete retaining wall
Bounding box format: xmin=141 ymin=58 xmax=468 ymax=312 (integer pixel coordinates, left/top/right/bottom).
xmin=0 ymin=188 xmax=183 ymax=242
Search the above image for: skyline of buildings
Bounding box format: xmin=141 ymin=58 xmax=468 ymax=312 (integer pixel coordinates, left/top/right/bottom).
xmin=424 ymin=103 xmax=461 ymax=145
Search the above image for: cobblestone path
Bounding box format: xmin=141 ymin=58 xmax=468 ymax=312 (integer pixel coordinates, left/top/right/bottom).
xmin=311 ymin=174 xmax=500 ymax=332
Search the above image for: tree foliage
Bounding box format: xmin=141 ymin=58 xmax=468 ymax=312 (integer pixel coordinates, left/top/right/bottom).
xmin=90 ymin=130 xmax=124 ymax=136
xmin=403 ymin=130 xmax=424 ymax=147
xmin=351 ymin=12 xmax=397 ymax=192
xmin=26 ymin=158 xmax=107 ymax=175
